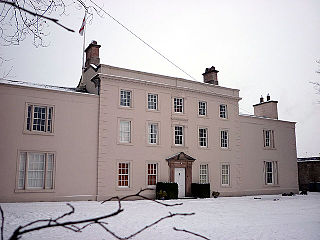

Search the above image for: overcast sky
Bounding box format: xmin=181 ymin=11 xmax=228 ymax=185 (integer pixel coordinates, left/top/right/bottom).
xmin=1 ymin=0 xmax=319 ymax=157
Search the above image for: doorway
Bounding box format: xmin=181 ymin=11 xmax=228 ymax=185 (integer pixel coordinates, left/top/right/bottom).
xmin=175 ymin=168 xmax=186 ymax=197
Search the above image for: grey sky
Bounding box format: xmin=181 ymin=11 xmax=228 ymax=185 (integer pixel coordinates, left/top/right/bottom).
xmin=1 ymin=0 xmax=319 ymax=157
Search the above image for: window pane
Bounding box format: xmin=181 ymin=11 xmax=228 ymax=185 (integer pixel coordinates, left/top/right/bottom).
xmin=18 ymin=152 xmax=27 ymax=189
xmin=27 ymin=153 xmax=45 ymax=188
xmin=120 ymin=90 xmax=131 ymax=107
xmin=147 ymin=163 xmax=157 ymax=185
xmin=27 ymin=105 xmax=32 ymax=130
xmin=120 ymin=121 xmax=131 ymax=143
xmin=148 ymin=94 xmax=158 ymax=110
xmin=200 ymin=164 xmax=208 ymax=184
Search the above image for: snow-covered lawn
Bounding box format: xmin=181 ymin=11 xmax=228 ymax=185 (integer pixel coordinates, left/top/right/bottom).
xmin=1 ymin=193 xmax=320 ymax=240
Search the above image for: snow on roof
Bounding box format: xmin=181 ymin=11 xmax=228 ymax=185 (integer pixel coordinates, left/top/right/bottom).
xmin=297 ymin=157 xmax=320 ymax=162
xmin=0 ymin=78 xmax=79 ymax=93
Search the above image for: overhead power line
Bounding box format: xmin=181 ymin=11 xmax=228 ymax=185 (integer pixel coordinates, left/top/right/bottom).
xmin=88 ymin=0 xmax=197 ymax=81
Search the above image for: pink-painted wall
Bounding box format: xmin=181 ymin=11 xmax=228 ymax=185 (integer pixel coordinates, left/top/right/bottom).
xmin=0 ymin=83 xmax=99 ymax=202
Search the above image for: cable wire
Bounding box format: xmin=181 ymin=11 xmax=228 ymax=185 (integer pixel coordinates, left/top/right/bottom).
xmin=88 ymin=0 xmax=197 ymax=81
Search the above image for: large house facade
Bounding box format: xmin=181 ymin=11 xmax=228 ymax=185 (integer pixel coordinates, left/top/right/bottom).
xmin=0 ymin=41 xmax=299 ymax=202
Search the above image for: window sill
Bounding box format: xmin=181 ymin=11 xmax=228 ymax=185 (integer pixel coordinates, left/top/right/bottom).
xmin=15 ymin=189 xmax=55 ymax=193
xmin=116 ymin=187 xmax=132 ymax=191
xmin=146 ymin=109 xmax=160 ymax=113
xmin=117 ymin=142 xmax=134 ymax=146
xmin=220 ymin=147 xmax=231 ymax=151
xmin=23 ymin=130 xmax=54 ymax=136
xmin=221 ymin=184 xmax=231 ymax=188
xmin=198 ymin=146 xmax=210 ymax=150
xmin=219 ymin=117 xmax=229 ymax=121
xmin=118 ymin=106 xmax=134 ymax=110
xmin=146 ymin=144 xmax=161 ymax=147
xmin=198 ymin=115 xmax=209 ymax=119
xmin=263 ymin=147 xmax=277 ymax=150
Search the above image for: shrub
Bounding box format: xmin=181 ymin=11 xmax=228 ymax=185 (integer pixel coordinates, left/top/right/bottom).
xmin=191 ymin=183 xmax=210 ymax=198
xmin=156 ymin=182 xmax=178 ymax=200
xmin=212 ymin=191 xmax=220 ymax=198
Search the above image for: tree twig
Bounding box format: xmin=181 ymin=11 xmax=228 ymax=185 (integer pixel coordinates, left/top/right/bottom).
xmin=0 ymin=206 xmax=4 ymax=240
xmin=173 ymin=227 xmax=211 ymax=240
xmin=0 ymin=0 xmax=74 ymax=32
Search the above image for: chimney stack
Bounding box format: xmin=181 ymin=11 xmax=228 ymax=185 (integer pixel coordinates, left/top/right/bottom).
xmin=202 ymin=66 xmax=219 ymax=85
xmin=85 ymin=40 xmax=101 ymax=68
xmin=253 ymin=94 xmax=278 ymax=119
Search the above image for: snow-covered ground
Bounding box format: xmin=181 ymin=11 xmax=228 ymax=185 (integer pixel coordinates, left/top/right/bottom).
xmin=1 ymin=193 xmax=320 ymax=240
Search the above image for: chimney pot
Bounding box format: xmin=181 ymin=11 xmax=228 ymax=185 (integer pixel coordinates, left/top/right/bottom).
xmin=260 ymin=95 xmax=264 ymax=103
xmin=267 ymin=93 xmax=270 ymax=101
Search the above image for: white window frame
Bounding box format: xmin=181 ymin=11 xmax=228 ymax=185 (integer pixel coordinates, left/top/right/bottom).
xmin=118 ymin=162 xmax=130 ymax=188
xmin=25 ymin=103 xmax=54 ymax=134
xmin=174 ymin=97 xmax=184 ymax=113
xmin=147 ymin=163 xmax=158 ymax=186
xmin=148 ymin=123 xmax=158 ymax=145
xmin=174 ymin=125 xmax=184 ymax=146
xmin=198 ymin=101 xmax=207 ymax=116
xmin=119 ymin=120 xmax=131 ymax=143
xmin=221 ymin=164 xmax=230 ymax=186
xmin=263 ymin=130 xmax=275 ymax=148
xmin=17 ymin=151 xmax=55 ymax=191
xmin=264 ymin=161 xmax=278 ymax=185
xmin=199 ymin=164 xmax=209 ymax=184
xmin=219 ymin=104 xmax=228 ymax=119
xmin=220 ymin=130 xmax=229 ymax=148
xmin=120 ymin=89 xmax=132 ymax=107
xmin=199 ymin=128 xmax=208 ymax=147
xmin=148 ymin=93 xmax=158 ymax=110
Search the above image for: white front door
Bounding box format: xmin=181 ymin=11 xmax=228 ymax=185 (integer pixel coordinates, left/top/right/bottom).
xmin=175 ymin=168 xmax=185 ymax=197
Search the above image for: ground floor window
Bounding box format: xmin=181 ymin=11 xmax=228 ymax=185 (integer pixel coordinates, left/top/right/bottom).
xmin=221 ymin=164 xmax=230 ymax=186
xmin=264 ymin=161 xmax=278 ymax=185
xmin=147 ymin=163 xmax=158 ymax=186
xmin=18 ymin=152 xmax=54 ymax=190
xmin=118 ymin=162 xmax=130 ymax=187
xmin=199 ymin=164 xmax=209 ymax=184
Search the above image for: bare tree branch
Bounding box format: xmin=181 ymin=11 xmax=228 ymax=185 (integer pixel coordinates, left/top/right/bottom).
xmin=173 ymin=227 xmax=211 ymax=240
xmin=0 ymin=0 xmax=74 ymax=32
xmin=2 ymin=188 xmax=205 ymax=240
xmin=0 ymin=206 xmax=4 ymax=240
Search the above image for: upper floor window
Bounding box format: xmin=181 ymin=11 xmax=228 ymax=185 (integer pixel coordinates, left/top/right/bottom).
xmin=264 ymin=161 xmax=278 ymax=185
xmin=199 ymin=164 xmax=209 ymax=184
xmin=18 ymin=151 xmax=54 ymax=190
xmin=120 ymin=90 xmax=132 ymax=107
xmin=120 ymin=120 xmax=131 ymax=143
xmin=148 ymin=93 xmax=158 ymax=110
xmin=174 ymin=126 xmax=184 ymax=145
xmin=221 ymin=164 xmax=230 ymax=186
xmin=147 ymin=163 xmax=158 ymax=186
xmin=199 ymin=128 xmax=208 ymax=147
xmin=198 ymin=101 xmax=207 ymax=116
xmin=263 ymin=130 xmax=275 ymax=148
xmin=174 ymin=97 xmax=184 ymax=113
xmin=26 ymin=104 xmax=54 ymax=133
xmin=219 ymin=104 xmax=228 ymax=119
xmin=148 ymin=123 xmax=158 ymax=144
xmin=118 ymin=162 xmax=130 ymax=187
xmin=220 ymin=130 xmax=229 ymax=148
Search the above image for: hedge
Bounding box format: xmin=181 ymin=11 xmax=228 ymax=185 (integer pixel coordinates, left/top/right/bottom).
xmin=191 ymin=183 xmax=210 ymax=198
xmin=156 ymin=182 xmax=178 ymax=200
